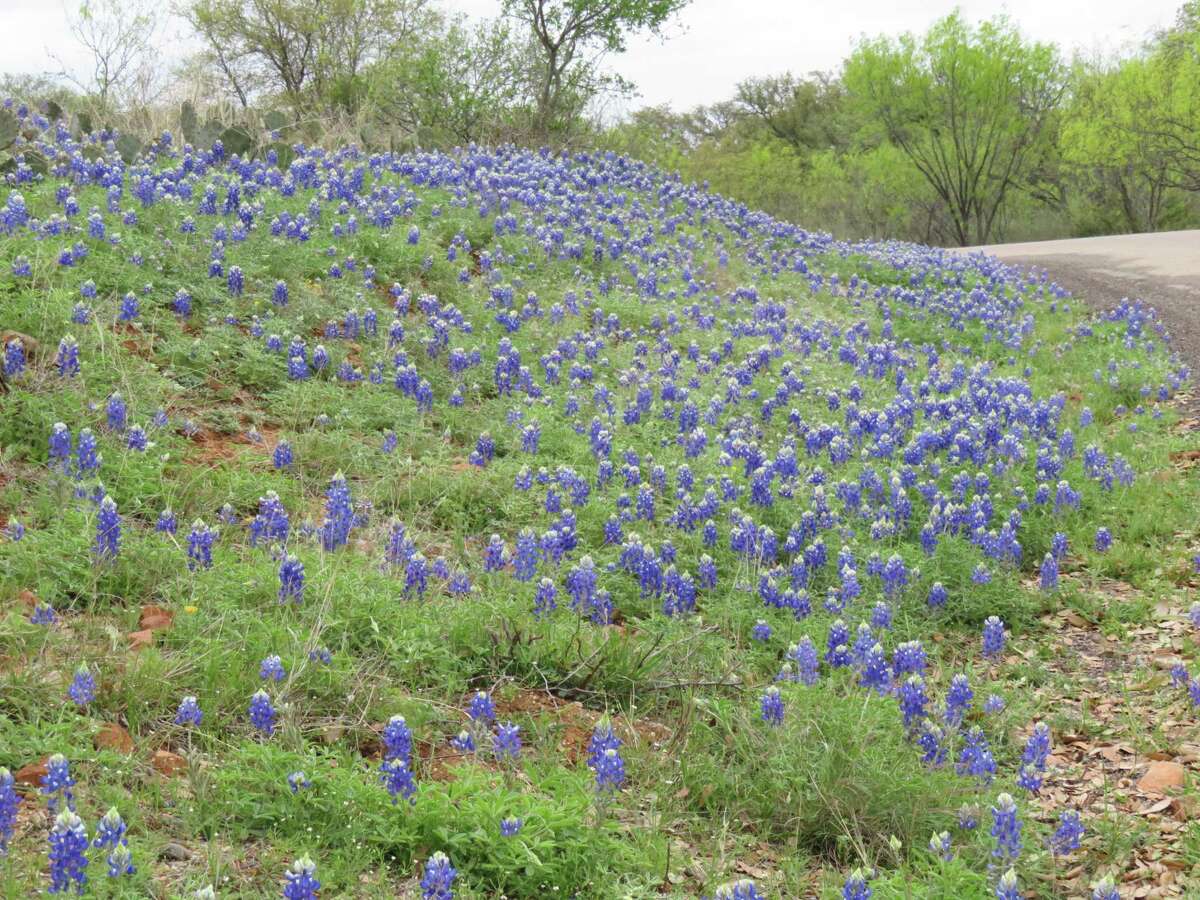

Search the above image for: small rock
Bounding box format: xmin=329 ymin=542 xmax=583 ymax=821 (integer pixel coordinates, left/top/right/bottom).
xmin=139 ymin=604 xmax=174 ymax=632
xmin=159 ymin=842 xmax=192 ymax=861
xmin=14 ymin=759 xmax=49 ymax=786
xmin=128 ymin=629 xmax=156 ymax=652
xmin=151 ymin=750 xmax=187 ymax=777
xmin=95 ymin=722 xmax=134 ymax=754
xmin=1137 ymin=761 xmax=1186 ymax=793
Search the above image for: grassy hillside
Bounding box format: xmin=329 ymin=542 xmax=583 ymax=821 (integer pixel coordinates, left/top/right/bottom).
xmin=0 ymin=107 xmax=1198 ymax=898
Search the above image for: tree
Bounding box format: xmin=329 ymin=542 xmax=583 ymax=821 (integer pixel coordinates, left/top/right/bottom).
xmin=501 ymin=0 xmax=691 ymax=141
xmin=733 ymin=72 xmax=847 ymax=158
xmin=367 ymin=17 xmax=531 ymax=145
xmin=56 ymin=0 xmax=161 ymax=115
xmin=844 ymin=12 xmax=1065 ymax=245
xmin=183 ymin=0 xmax=438 ymax=113
xmin=1059 ymin=59 xmax=1180 ymax=233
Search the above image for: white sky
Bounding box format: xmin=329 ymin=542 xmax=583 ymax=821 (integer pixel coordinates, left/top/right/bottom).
xmin=1 ymin=0 xmax=1184 ymax=111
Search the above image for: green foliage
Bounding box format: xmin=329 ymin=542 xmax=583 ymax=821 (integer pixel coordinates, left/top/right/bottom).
xmin=843 ymin=12 xmax=1065 ymax=246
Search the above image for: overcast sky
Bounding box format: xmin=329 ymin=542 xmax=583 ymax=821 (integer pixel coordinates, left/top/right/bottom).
xmin=1 ymin=0 xmax=1185 ymax=110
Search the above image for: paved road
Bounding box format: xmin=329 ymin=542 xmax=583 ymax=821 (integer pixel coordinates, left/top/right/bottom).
xmin=963 ymin=230 xmax=1200 ymax=379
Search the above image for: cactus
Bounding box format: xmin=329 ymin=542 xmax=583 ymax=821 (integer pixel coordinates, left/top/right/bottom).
xmin=220 ymin=125 xmax=255 ymax=158
xmin=0 ymin=109 xmax=18 ymax=151
xmin=116 ymin=133 xmax=142 ymax=163
xmin=180 ymin=101 xmax=198 ymax=143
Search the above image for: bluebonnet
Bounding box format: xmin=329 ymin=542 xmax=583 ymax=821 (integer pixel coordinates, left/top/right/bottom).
xmin=47 ymin=810 xmax=89 ymax=894
xmin=1039 ymin=552 xmax=1059 ymax=591
xmin=273 ymin=440 xmax=293 ymax=469
xmin=1094 ymin=527 xmax=1112 ymax=552
xmin=929 ymin=830 xmax=953 ymax=861
xmin=227 ymin=265 xmax=244 ymax=297
xmin=1189 ymin=601 xmax=1200 ymax=629
xmin=260 ymin=655 xmax=287 ymax=682
xmin=786 ymin=637 xmax=820 ymax=685
xmin=944 ymin=674 xmax=973 ymax=726
xmin=382 ymin=715 xmax=413 ymax=763
xmin=983 ymin=694 xmax=1006 ymax=714
xmin=1049 ymin=809 xmax=1084 ymax=856
xmin=405 ymin=552 xmax=428 ymax=597
xmin=3 ymin=338 xmax=25 ymax=377
xmin=76 ymin=428 xmax=100 ymax=477
xmin=995 ymin=869 xmax=1020 ymax=900
xmin=41 ymin=755 xmax=76 ymax=813
xmin=1091 ymin=877 xmax=1119 ymax=900
xmin=956 ymin=727 xmax=997 ymax=785
xmin=859 ymin=643 xmax=892 ymax=695
xmin=127 ymin=425 xmax=148 ymax=451
xmin=713 ymin=880 xmax=764 ymax=900
xmin=467 ymin=691 xmax=496 ymax=724
xmin=957 ymin=803 xmax=981 ymax=830
xmin=842 ymin=869 xmax=871 ymax=900
xmin=0 ymin=768 xmax=20 ymax=856
xmin=420 ymin=851 xmax=456 ymax=899
xmin=283 ymin=855 xmax=320 ymax=899
xmin=175 ymin=695 xmax=202 ymax=726
xmin=450 ymin=730 xmax=476 ymax=753
xmin=278 ymin=554 xmax=305 ymax=605
xmin=94 ymin=807 xmax=134 ymax=878
xmin=594 ymin=747 xmax=626 ymax=793
xmin=320 ymin=472 xmax=354 ymax=550
xmin=157 ymin=508 xmax=177 ymax=535
xmin=273 ymin=280 xmax=289 ymax=306
xmin=49 ymin=423 xmax=72 ymax=473
xmin=105 ymin=392 xmax=127 ymax=431
xmin=94 ymin=495 xmax=121 ymax=560
xmin=898 ymin=675 xmax=928 ymax=732
xmin=751 ymin=620 xmax=771 ymax=642
xmin=187 ymin=519 xmax=217 ymax=570
xmin=118 ymin=292 xmax=139 ymax=321
xmin=493 ymin=722 xmax=522 ymax=761
xmin=250 ymin=491 xmax=290 ymax=547
xmin=760 ymin=685 xmax=784 ymax=725
xmin=68 ymin=665 xmax=95 ymax=706
xmin=982 ymin=616 xmax=1006 ymax=660
xmin=500 ymin=817 xmax=522 ymax=836
xmin=249 ymin=690 xmax=277 ymax=736
xmin=892 ymin=640 xmax=927 ymax=678
xmin=990 ymin=792 xmax=1022 ymax=867
xmin=534 ymin=577 xmax=557 ymax=618
xmin=31 ymin=602 xmax=55 ymax=626
xmin=287 ymin=771 xmax=311 ymax=794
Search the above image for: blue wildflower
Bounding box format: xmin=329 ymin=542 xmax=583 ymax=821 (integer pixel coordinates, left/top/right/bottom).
xmin=0 ymin=768 xmax=20 ymax=856
xmin=982 ymin=616 xmax=1006 ymax=660
xmin=500 ymin=817 xmax=522 ymax=836
xmin=287 ymin=771 xmax=311 ymax=794
xmin=94 ymin=496 xmax=120 ymax=560
xmin=493 ymin=722 xmax=522 ymax=762
xmin=990 ymin=792 xmax=1022 ymax=867
xmin=175 ymin=695 xmax=202 ymax=727
xmin=283 ymin=855 xmax=320 ymax=900
xmin=67 ymin=665 xmax=95 ymax=706
xmin=760 ymin=685 xmax=784 ymax=725
xmin=382 ymin=715 xmax=412 ymax=763
xmin=260 ymin=655 xmax=286 ymax=682
xmin=1049 ymin=809 xmax=1084 ymax=856
xmin=249 ymin=690 xmax=276 ymax=736
xmin=420 ymin=851 xmax=456 ymax=900
xmin=47 ymin=810 xmax=89 ymax=895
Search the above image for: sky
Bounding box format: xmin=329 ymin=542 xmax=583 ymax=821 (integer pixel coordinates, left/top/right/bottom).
xmin=1 ymin=0 xmax=1185 ymax=111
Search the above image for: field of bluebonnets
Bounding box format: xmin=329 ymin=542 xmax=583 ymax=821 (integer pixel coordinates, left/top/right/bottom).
xmin=1 ymin=101 xmax=1199 ymax=900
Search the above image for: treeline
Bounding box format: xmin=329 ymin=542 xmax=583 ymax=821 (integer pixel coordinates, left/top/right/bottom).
xmin=3 ymin=0 xmax=686 ymax=150
xmin=605 ymin=6 xmax=1200 ymax=244
xmin=6 ymin=0 xmax=1200 ymax=245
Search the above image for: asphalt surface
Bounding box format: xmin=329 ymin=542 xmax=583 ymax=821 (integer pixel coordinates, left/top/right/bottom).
xmin=964 ymin=230 xmax=1200 ymax=380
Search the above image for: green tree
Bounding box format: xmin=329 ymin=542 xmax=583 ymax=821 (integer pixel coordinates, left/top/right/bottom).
xmin=733 ymin=72 xmax=847 ymax=159
xmin=844 ymin=12 xmax=1065 ymax=245
xmin=502 ymin=0 xmax=691 ymax=141
xmin=1059 ymin=59 xmax=1180 ymax=233
xmin=367 ymin=17 xmax=531 ymax=145
xmin=183 ymin=0 xmax=437 ymax=113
